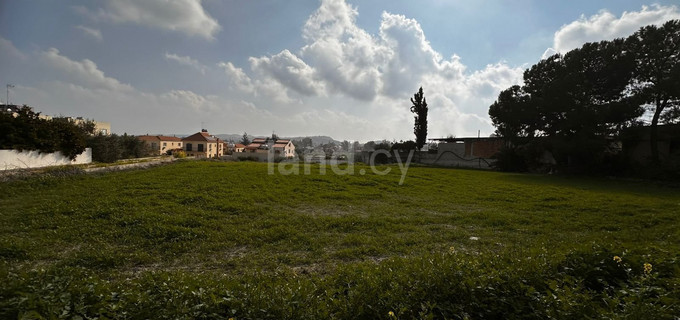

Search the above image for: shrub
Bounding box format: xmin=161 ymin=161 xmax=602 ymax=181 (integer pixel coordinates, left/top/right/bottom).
xmin=0 ymin=106 xmax=94 ymax=160
xmin=87 ymin=134 xmax=152 ymax=163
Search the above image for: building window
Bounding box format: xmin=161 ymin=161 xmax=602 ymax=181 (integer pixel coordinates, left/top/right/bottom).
xmin=186 ymin=143 xmax=192 ymax=151
xmin=198 ymin=144 xmax=204 ymax=152
xmin=163 ymin=142 xmax=167 ymax=146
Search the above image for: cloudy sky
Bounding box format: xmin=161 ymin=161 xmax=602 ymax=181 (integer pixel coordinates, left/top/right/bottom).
xmin=1 ymin=1 xmax=679 ymax=141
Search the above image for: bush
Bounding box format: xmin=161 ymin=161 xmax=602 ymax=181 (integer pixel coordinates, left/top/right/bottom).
xmin=87 ymin=134 xmax=152 ymax=163
xmin=0 ymin=106 xmax=94 ymax=160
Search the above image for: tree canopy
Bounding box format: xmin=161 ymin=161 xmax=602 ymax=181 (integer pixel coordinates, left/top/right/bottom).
xmin=489 ymin=19 xmax=679 ymax=169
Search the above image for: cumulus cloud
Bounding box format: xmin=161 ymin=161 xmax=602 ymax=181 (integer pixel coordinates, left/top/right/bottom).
xmin=379 ymin=12 xmax=444 ymax=97
xmin=217 ymin=62 xmax=254 ymax=93
xmin=40 ymin=48 xmax=133 ymax=92
xmin=165 ymin=53 xmax=206 ymax=74
xmin=216 ymin=0 xmax=525 ymax=138
xmin=551 ymin=4 xmax=680 ymax=53
xmin=217 ymin=61 xmax=296 ymax=103
xmin=249 ymin=50 xmax=324 ymax=97
xmin=75 ymin=25 xmax=103 ymax=41
xmin=78 ymin=0 xmax=220 ymax=40
xmin=17 ymin=0 xmax=528 ymax=139
xmin=300 ymin=0 xmax=386 ymax=100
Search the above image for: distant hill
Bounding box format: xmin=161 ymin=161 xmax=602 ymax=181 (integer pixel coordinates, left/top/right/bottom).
xmin=215 ymin=134 xmax=340 ymax=146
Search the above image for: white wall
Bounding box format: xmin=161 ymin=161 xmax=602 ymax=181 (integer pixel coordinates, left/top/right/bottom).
xmin=0 ymin=148 xmax=92 ymax=171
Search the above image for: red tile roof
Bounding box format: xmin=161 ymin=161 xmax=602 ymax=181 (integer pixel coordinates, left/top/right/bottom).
xmin=273 ymin=143 xmax=288 ymax=148
xmin=137 ymin=135 xmax=160 ymax=141
xmin=158 ymin=135 xmax=182 ymax=141
xmin=234 ymin=143 xmax=246 ymax=148
xmin=182 ymin=132 xmax=219 ymax=142
xmin=245 ymin=143 xmax=261 ymax=150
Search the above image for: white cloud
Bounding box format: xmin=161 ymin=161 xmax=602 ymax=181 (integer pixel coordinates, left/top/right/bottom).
xmin=159 ymin=89 xmax=214 ymax=111
xmin=217 ymin=61 xmax=297 ymax=103
xmin=0 ymin=37 xmax=26 ymax=61
xmin=217 ymin=61 xmax=254 ymax=93
xmin=227 ymin=0 xmax=525 ymax=139
xmin=249 ymin=50 xmax=324 ymax=97
xmin=551 ymin=4 xmax=680 ymax=53
xmin=300 ymin=0 xmax=387 ymax=101
xmin=14 ymin=0 xmax=529 ymax=140
xmin=379 ymin=12 xmax=443 ymax=97
xmin=165 ymin=53 xmax=206 ymax=74
xmin=78 ymin=0 xmax=220 ymax=40
xmin=40 ymin=48 xmax=133 ymax=92
xmin=75 ymin=25 xmax=103 ymax=42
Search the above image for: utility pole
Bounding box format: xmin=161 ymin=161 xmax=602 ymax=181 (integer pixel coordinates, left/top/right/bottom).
xmin=6 ymin=84 xmax=15 ymax=106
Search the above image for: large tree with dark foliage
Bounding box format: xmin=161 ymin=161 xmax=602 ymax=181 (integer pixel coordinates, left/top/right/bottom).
xmin=0 ymin=106 xmax=94 ymax=160
xmin=626 ymin=20 xmax=680 ymax=162
xmin=410 ymin=87 xmax=428 ymax=150
xmin=486 ymin=21 xmax=680 ymax=171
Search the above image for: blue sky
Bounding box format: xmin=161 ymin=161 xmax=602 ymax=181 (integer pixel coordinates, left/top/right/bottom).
xmin=1 ymin=0 xmax=679 ymax=141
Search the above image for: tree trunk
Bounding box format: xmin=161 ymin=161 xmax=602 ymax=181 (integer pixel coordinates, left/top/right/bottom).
xmin=649 ymin=98 xmax=667 ymax=163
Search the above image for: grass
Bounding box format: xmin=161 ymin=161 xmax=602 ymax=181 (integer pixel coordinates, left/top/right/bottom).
xmin=1 ymin=160 xmax=679 ymax=319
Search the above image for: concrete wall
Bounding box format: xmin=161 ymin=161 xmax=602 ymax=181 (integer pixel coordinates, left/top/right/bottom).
xmin=232 ymin=151 xmax=272 ymax=162
xmin=418 ymin=152 xmax=494 ymax=169
xmin=0 ymin=148 xmax=92 ymax=171
xmin=438 ymin=142 xmax=466 ymax=155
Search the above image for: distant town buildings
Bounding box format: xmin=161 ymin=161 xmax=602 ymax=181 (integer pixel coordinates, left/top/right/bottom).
xmin=244 ymin=137 xmax=296 ymax=158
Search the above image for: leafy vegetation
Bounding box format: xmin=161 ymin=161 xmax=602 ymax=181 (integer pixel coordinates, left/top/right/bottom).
xmin=1 ymin=161 xmax=679 ymax=318
xmin=0 ymin=106 xmax=94 ymax=160
xmin=489 ymin=20 xmax=680 ymax=171
xmin=87 ymin=133 xmax=152 ymax=163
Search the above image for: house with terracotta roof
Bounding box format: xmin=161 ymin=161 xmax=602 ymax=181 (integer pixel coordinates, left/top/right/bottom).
xmin=182 ymin=130 xmax=224 ymax=158
xmin=137 ymin=135 xmax=183 ymax=155
xmin=233 ymin=143 xmax=246 ymax=153
xmin=243 ymin=137 xmax=296 ymax=159
xmin=272 ymin=139 xmax=295 ymax=158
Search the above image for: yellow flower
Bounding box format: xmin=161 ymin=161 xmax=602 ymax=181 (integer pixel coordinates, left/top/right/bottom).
xmin=613 ymin=256 xmax=622 ymax=263
xmin=388 ymin=311 xmax=395 ymax=318
xmin=644 ymin=263 xmax=653 ymax=274
xmin=449 ymin=246 xmax=456 ymax=253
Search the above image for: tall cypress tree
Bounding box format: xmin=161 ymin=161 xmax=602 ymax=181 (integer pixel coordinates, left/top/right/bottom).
xmin=410 ymin=87 xmax=428 ymax=150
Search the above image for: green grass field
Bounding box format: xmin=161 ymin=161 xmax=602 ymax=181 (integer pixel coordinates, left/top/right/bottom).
xmin=1 ymin=161 xmax=679 ymax=319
